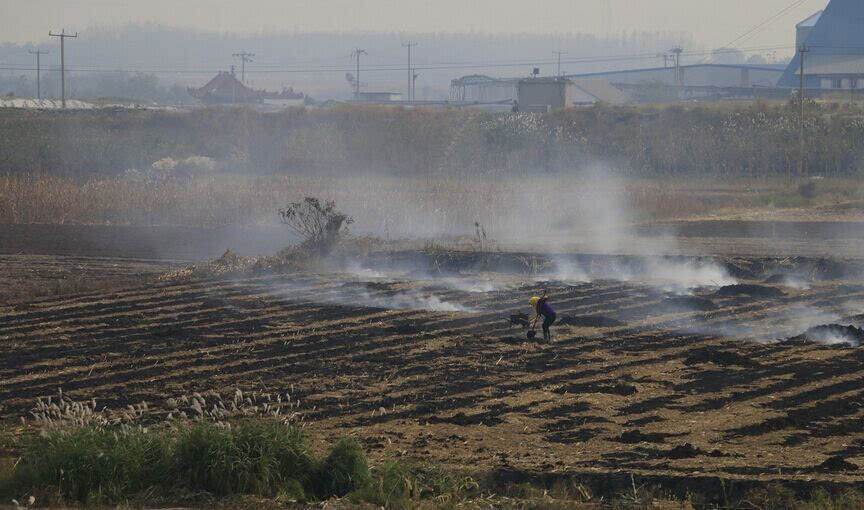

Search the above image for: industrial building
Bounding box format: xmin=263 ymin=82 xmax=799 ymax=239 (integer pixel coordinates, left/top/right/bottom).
xmin=449 ymin=0 xmax=864 ymax=106
xmin=516 ymin=78 xmax=572 ymax=112
xmin=778 ymin=0 xmax=864 ymax=90
xmin=451 ymin=63 xmax=786 ymax=107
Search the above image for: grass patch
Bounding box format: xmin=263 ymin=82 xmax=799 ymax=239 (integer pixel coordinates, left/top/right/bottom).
xmin=314 ymin=438 xmax=371 ymax=499
xmin=4 ymin=421 xmax=864 ymax=508
xmin=3 ymin=421 xmax=317 ymax=505
xmin=172 ymin=420 xmax=313 ymax=498
xmin=10 ymin=425 xmax=172 ymax=505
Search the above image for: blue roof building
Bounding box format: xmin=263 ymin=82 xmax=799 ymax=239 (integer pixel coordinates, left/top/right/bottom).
xmin=778 ymin=0 xmax=864 ymax=89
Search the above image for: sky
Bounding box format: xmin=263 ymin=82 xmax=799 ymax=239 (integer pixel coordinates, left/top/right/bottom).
xmin=1 ymin=0 xmax=828 ymax=51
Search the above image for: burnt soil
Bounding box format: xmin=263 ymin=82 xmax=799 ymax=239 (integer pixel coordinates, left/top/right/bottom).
xmin=3 ymin=259 xmax=864 ymax=492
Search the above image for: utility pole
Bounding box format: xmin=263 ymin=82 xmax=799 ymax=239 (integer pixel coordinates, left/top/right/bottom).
xmin=351 ymin=48 xmax=367 ymax=100
xmin=49 ymin=29 xmax=77 ymax=108
xmin=412 ymin=68 xmax=419 ymax=101
xmin=658 ymin=53 xmax=672 ymax=68
xmin=554 ymin=51 xmax=567 ymax=77
xmin=798 ymin=44 xmax=810 ymax=178
xmin=670 ymin=47 xmax=683 ymax=88
xmin=402 ymin=42 xmax=417 ymax=101
xmin=28 ymin=49 xmax=49 ymax=100
xmin=232 ymin=52 xmax=255 ymax=84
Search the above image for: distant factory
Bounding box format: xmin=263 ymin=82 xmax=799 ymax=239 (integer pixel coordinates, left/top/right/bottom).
xmin=778 ymin=0 xmax=864 ymax=91
xmin=451 ymin=0 xmax=864 ymax=109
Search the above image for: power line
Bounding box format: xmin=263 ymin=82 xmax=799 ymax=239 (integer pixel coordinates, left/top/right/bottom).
xmin=554 ymin=51 xmax=567 ymax=77
xmin=0 ymin=43 xmax=799 ymax=77
xmin=232 ymin=51 xmax=254 ymax=84
xmin=798 ymin=43 xmax=810 ymax=178
xmin=402 ymin=42 xmax=417 ymax=100
xmin=48 ymin=29 xmax=77 ymax=108
xmin=701 ymin=0 xmax=809 ymax=65
xmin=351 ymin=48 xmax=367 ymax=100
xmin=28 ymin=49 xmax=49 ymax=100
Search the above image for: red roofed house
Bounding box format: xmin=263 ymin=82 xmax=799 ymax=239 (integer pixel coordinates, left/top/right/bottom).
xmin=189 ymin=71 xmax=305 ymax=106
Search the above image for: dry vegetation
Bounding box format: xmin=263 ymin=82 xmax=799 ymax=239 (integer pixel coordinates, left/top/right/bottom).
xmin=2 ymin=102 xmax=864 ymax=179
xmin=2 ymin=174 xmax=863 ymax=231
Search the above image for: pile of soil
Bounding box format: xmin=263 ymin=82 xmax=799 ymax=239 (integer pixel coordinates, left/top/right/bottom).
xmin=683 ymin=346 xmax=758 ymax=367
xmin=816 ymin=456 xmax=859 ymax=472
xmin=557 ymin=315 xmax=625 ymax=328
xmin=660 ymin=296 xmax=718 ymax=312
xmin=666 ymin=443 xmax=705 ymax=459
xmin=615 ymin=429 xmax=673 ymax=444
xmin=715 ymin=284 xmax=784 ymax=298
xmin=785 ymin=324 xmax=864 ymax=346
xmin=427 ymin=412 xmax=503 ymax=427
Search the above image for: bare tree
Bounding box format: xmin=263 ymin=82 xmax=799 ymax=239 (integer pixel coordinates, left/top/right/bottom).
xmin=279 ymin=197 xmax=353 ymax=253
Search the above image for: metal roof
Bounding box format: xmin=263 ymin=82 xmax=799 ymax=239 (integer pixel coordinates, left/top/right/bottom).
xmin=797 ymin=10 xmax=823 ymax=28
xmin=779 ymin=0 xmax=864 ymax=86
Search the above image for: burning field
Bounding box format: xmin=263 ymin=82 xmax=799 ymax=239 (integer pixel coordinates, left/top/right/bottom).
xmin=3 ymin=244 xmax=864 ymax=496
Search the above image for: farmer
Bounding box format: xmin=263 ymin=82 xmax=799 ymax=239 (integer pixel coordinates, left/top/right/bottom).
xmin=530 ymin=292 xmax=556 ymax=342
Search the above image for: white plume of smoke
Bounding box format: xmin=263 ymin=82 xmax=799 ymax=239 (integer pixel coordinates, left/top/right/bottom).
xmin=534 ymin=164 xmax=735 ymax=293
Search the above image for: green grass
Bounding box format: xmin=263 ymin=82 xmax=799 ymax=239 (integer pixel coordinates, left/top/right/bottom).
xmin=3 ymin=421 xmax=864 ymax=508
xmin=10 ymin=425 xmax=172 ymax=505
xmin=172 ymin=420 xmax=313 ymax=498
xmin=3 ymin=421 xmax=317 ymax=505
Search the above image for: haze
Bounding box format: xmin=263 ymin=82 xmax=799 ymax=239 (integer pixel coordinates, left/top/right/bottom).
xmin=3 ymin=0 xmax=826 ymax=50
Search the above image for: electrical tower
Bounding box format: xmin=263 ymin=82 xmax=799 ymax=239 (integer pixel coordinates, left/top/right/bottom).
xmin=232 ymin=52 xmax=255 ymax=84
xmin=351 ymin=48 xmax=367 ymax=100
xmin=402 ymin=42 xmax=417 ymax=101
xmin=28 ymin=49 xmax=49 ymax=100
xmin=48 ymin=29 xmax=77 ymax=108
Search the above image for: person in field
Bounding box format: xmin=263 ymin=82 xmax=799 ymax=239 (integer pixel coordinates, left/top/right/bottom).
xmin=530 ymin=291 xmax=556 ymax=342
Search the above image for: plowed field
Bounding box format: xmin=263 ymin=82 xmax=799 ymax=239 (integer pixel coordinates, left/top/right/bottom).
xmin=3 ymin=253 xmax=864 ymax=491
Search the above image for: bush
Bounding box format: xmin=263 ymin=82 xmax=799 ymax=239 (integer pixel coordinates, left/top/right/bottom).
xmin=352 ymin=461 xmax=418 ymax=508
xmin=4 ymin=421 xmax=313 ymax=505
xmin=10 ymin=426 xmax=171 ymax=504
xmin=172 ymin=420 xmax=312 ymax=497
xmin=314 ymin=438 xmax=371 ymax=499
xmin=798 ymin=179 xmax=818 ymax=199
xmin=279 ymin=197 xmax=353 ymax=254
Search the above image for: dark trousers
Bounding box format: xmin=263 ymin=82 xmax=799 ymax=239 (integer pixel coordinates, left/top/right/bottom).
xmin=542 ymin=314 xmax=556 ymax=341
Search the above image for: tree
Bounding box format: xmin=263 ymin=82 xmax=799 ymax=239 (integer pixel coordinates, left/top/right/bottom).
xmin=278 ymin=197 xmax=353 ymax=254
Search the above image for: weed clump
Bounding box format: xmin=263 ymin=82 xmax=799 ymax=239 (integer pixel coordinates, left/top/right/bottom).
xmin=172 ymin=420 xmax=313 ymax=497
xmin=314 ymin=438 xmax=371 ymax=498
xmin=10 ymin=426 xmax=171 ymax=505
xmin=5 ymin=421 xmax=313 ymax=505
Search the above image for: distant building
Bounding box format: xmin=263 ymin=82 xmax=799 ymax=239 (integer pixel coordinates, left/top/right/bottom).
xmin=516 ymin=78 xmax=572 ymax=112
xmin=779 ymin=0 xmax=864 ymax=90
xmin=796 ymin=10 xmax=823 ymax=49
xmin=450 ymin=75 xmax=517 ymax=102
xmin=453 ymin=63 xmax=786 ymax=106
xmin=188 ymin=71 xmax=304 ymax=105
xmin=570 ymin=79 xmax=631 ymax=105
xmin=356 ymin=91 xmax=403 ymax=102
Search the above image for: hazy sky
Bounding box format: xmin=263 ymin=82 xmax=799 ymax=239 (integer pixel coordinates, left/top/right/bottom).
xmin=3 ymin=0 xmax=827 ymax=51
